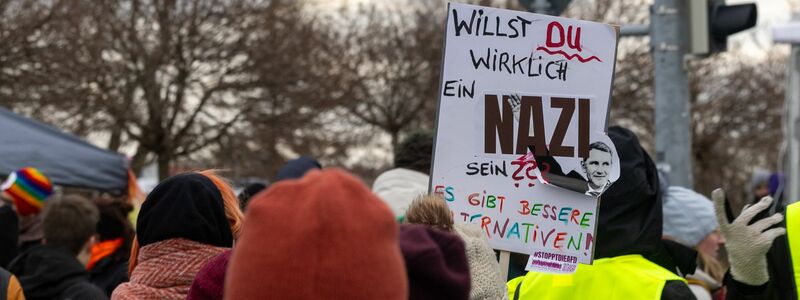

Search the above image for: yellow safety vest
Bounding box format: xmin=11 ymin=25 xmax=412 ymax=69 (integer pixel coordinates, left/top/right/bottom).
xmin=508 ymin=254 xmax=686 ymax=300
xmin=785 ymin=201 xmax=800 ymax=297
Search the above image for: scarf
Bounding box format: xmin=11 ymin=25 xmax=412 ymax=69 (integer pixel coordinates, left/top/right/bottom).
xmin=111 ymin=238 xmax=228 ymax=300
xmin=87 ymin=238 xmax=123 ymax=270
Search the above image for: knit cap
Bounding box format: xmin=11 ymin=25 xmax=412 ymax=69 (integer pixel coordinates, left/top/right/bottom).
xmin=225 ymin=169 xmax=407 ymax=300
xmin=662 ymin=186 xmax=719 ymax=247
xmin=398 ymin=224 xmax=471 ymax=300
xmin=372 ymin=168 xmax=430 ymax=220
xmin=1 ymin=167 xmax=53 ymax=216
xmin=750 ymin=170 xmax=770 ymax=191
xmin=273 ymin=156 xmax=321 ymax=182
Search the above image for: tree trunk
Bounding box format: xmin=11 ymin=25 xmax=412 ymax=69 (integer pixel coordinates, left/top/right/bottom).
xmin=129 ymin=147 xmax=150 ymax=175
xmin=157 ymin=153 xmax=172 ymax=180
xmin=108 ymin=126 xmax=123 ymax=152
xmin=389 ymin=129 xmax=400 ymax=155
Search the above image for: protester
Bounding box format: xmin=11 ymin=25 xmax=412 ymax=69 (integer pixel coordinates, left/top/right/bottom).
xmin=2 ymin=168 xmax=53 ymax=254
xmin=225 ymin=169 xmax=407 ymax=299
xmin=236 ymin=182 xmax=266 ymax=211
xmin=273 ymin=156 xmax=322 ymax=182
xmin=89 ymin=198 xmax=134 ymax=296
xmin=373 ymin=130 xmax=433 ymax=221
xmin=0 ymin=267 xmax=25 ymax=300
xmin=8 ymin=194 xmax=107 ymax=300
xmin=767 ymin=172 xmax=786 ymax=205
xmin=662 ymin=186 xmax=727 ymax=300
xmin=712 ymin=189 xmax=787 ymax=300
xmin=398 ymin=224 xmax=471 ymax=300
xmin=111 ymin=171 xmax=243 ymax=300
xmin=0 ymin=194 xmax=19 ymax=268
xmin=405 ymin=195 xmax=508 ymax=300
xmin=750 ymin=170 xmax=771 ymax=204
xmin=508 ymin=126 xmax=694 ymax=300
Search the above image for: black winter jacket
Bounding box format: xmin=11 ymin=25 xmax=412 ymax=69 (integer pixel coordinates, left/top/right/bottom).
xmin=0 ymin=205 xmax=18 ymax=269
xmin=8 ymin=245 xmax=107 ymax=300
xmin=88 ymin=250 xmax=129 ymax=297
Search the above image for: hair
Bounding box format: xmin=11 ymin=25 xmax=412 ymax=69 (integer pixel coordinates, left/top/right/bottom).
xmin=589 ymin=141 xmax=612 ymax=153
xmin=199 ymin=170 xmax=244 ymax=238
xmin=128 ymin=170 xmax=245 ymax=276
xmin=43 ymin=194 xmax=100 ymax=255
xmin=94 ymin=196 xmax=135 ymax=258
xmin=698 ymin=251 xmax=726 ymax=283
xmin=238 ymin=182 xmax=267 ymax=211
xmin=394 ymin=130 xmax=434 ymax=174
xmin=584 ymin=141 xmax=612 ymax=162
xmin=404 ymin=194 xmax=454 ymax=232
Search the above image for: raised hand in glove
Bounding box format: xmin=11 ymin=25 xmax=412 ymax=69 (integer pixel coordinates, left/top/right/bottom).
xmin=712 ymin=188 xmax=786 ymax=286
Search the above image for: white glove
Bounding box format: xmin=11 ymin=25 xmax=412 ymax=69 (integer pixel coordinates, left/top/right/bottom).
xmin=712 ymin=188 xmax=786 ymax=286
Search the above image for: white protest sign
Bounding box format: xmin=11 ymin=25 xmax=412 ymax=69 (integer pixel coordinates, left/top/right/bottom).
xmin=430 ymin=3 xmax=619 ymax=273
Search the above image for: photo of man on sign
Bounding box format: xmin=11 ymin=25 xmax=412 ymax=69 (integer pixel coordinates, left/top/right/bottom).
xmin=582 ymin=141 xmax=613 ymax=197
xmin=531 ymin=137 xmax=618 ymax=198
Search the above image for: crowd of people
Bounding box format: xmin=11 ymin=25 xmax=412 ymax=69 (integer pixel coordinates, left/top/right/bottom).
xmin=0 ymin=127 xmax=794 ymax=300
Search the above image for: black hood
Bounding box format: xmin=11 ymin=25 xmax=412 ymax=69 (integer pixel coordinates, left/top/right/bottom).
xmin=137 ymin=173 xmax=233 ymax=248
xmin=594 ymin=126 xmax=662 ymax=259
xmin=8 ymin=245 xmax=89 ymax=299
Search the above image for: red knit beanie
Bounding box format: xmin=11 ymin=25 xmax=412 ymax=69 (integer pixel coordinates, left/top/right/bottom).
xmin=224 ymin=169 xmax=408 ymax=299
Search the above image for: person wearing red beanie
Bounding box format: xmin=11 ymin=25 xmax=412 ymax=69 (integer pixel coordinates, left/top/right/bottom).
xmin=224 ymin=168 xmax=408 ymax=300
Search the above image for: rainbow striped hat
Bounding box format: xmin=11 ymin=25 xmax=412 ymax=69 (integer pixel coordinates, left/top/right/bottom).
xmin=1 ymin=167 xmax=53 ymax=216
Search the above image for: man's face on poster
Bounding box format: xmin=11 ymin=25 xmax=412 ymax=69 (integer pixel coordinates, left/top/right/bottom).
xmin=583 ymin=148 xmax=612 ymax=188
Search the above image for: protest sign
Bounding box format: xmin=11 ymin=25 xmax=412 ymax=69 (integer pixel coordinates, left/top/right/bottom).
xmin=430 ymin=3 xmax=620 ymax=273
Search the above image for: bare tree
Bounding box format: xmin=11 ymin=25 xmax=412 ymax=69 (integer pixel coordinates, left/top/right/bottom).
xmin=689 ymin=51 xmax=786 ymax=207
xmin=331 ymin=1 xmax=444 ymax=150
xmin=16 ymin=0 xmax=319 ymax=179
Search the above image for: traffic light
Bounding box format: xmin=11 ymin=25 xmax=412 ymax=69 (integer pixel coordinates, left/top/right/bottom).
xmin=518 ymin=0 xmax=572 ymax=16
xmin=689 ymin=0 xmax=757 ymax=55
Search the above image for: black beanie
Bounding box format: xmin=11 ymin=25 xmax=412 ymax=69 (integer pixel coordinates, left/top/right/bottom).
xmin=136 ymin=173 xmax=233 ymax=248
xmin=394 ymin=131 xmax=434 ymax=174
xmin=96 ymin=201 xmax=133 ymax=242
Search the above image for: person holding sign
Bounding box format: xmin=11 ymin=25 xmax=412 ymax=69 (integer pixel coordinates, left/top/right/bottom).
xmin=507 ymin=127 xmax=695 ymax=300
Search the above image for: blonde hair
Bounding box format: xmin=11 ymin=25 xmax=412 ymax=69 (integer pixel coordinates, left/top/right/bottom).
xmin=698 ymin=251 xmax=727 ymax=283
xmin=128 ymin=170 xmax=245 ymax=276
xmin=404 ymin=194 xmax=454 ymax=232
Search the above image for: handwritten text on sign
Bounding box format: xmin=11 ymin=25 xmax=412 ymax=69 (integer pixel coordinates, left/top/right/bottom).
xmin=430 ymin=3 xmax=618 ymax=270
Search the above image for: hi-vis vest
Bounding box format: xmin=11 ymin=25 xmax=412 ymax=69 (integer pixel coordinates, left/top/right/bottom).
xmin=785 ymin=202 xmax=800 ymax=297
xmin=508 ymin=254 xmax=686 ymax=300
